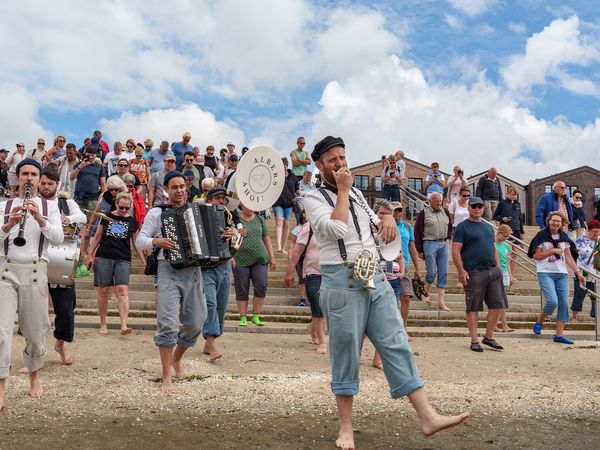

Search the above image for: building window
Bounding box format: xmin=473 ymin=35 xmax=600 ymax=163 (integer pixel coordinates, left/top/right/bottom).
xmin=595 ymin=188 xmax=600 ymax=204
xmin=469 ymin=183 xmax=475 ymax=195
xmin=374 ymin=176 xmax=381 ymax=191
xmin=408 ymin=177 xmax=423 ymax=194
xmin=544 ymin=185 xmax=552 ymax=193
xmin=354 ymin=175 xmax=369 ymax=191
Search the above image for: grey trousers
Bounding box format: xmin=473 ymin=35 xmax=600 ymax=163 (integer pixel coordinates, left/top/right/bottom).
xmin=154 ymin=261 xmax=207 ymax=348
xmin=0 ymin=258 xmax=50 ymax=378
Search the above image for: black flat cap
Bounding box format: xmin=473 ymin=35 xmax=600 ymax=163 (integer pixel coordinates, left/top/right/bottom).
xmin=311 ymin=136 xmax=345 ymax=162
xmin=164 ymin=170 xmax=185 ymax=187
xmin=206 ymin=186 xmax=227 ymax=200
xmin=16 ymin=157 xmax=42 ymax=175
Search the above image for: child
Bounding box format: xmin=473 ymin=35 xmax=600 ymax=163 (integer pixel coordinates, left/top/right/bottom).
xmin=495 ymin=224 xmax=514 ymax=332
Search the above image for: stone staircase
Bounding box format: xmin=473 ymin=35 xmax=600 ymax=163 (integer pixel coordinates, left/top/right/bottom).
xmin=70 ymin=222 xmax=598 ymax=334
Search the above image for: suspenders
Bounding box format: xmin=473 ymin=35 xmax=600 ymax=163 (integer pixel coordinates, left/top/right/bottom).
xmin=3 ymin=198 xmax=48 ymax=257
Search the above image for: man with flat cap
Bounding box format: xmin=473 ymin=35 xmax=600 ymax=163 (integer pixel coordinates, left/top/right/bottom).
xmin=304 ymin=136 xmax=469 ymax=449
xmin=0 ymin=158 xmax=63 ymax=409
xmin=200 ymin=186 xmax=246 ymax=362
xmin=136 ymin=170 xmax=207 ymax=394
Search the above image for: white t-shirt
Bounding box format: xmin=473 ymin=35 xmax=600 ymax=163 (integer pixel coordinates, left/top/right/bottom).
xmin=535 ymin=238 xmax=569 ymax=274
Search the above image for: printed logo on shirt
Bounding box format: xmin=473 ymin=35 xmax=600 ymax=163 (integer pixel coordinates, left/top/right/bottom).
xmin=107 ymin=220 xmax=129 ymax=239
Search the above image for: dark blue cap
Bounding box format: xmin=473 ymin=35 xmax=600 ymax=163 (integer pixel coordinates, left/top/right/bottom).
xmin=164 ymin=170 xmax=185 ymax=187
xmin=16 ymin=157 xmax=42 ymax=175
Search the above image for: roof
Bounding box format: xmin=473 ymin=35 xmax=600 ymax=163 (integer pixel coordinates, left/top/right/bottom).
xmin=526 ymin=165 xmax=600 ymax=185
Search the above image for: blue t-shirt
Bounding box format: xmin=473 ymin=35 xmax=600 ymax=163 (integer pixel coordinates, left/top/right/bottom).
xmin=171 ymin=142 xmax=193 ymax=168
xmin=149 ymin=149 xmax=174 ymax=174
xmin=73 ymin=161 xmax=105 ymax=203
xmin=452 ymin=219 xmax=496 ymax=271
xmin=397 ymin=220 xmax=414 ymax=269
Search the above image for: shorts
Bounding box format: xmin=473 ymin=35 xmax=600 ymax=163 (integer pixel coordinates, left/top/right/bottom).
xmin=399 ymin=272 xmax=414 ymax=298
xmin=305 ymin=274 xmax=323 ymax=318
xmin=464 ymin=267 xmax=508 ymax=312
xmin=93 ymin=257 xmax=131 ymax=287
xmin=388 ymin=277 xmax=401 ymax=300
xmin=233 ymin=263 xmax=268 ymax=300
xmin=273 ymin=206 xmax=293 ymax=221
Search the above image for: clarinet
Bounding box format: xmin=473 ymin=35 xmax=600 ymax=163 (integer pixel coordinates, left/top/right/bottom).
xmin=13 ymin=184 xmax=32 ymax=247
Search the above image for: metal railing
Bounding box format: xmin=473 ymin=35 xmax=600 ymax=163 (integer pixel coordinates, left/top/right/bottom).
xmin=398 ymin=185 xmax=599 ymax=341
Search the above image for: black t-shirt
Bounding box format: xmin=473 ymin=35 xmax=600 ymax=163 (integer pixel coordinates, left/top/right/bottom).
xmin=452 ymin=219 xmax=496 ymax=271
xmin=274 ymin=169 xmax=299 ymax=208
xmin=96 ymin=212 xmax=139 ymax=261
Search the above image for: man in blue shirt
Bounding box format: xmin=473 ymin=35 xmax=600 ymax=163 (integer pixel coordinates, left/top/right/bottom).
xmin=148 ymin=141 xmax=174 ymax=175
xmin=452 ymin=196 xmax=507 ymax=353
xmin=171 ymin=132 xmax=193 ymax=169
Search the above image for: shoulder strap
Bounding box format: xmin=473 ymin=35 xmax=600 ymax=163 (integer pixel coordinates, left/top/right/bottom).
xmin=298 ymin=226 xmax=314 ymax=262
xmin=4 ymin=200 xmax=13 ymax=256
xmin=58 ymin=197 xmax=70 ymax=215
xmin=38 ymin=198 xmax=48 ymax=257
xmin=318 ymin=187 xmax=347 ymax=262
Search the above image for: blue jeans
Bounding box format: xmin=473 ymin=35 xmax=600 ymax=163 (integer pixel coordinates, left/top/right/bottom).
xmin=388 ymin=277 xmax=401 ymax=301
xmin=382 ymin=185 xmax=400 ymax=202
xmin=320 ymin=264 xmax=424 ymax=398
xmin=423 ymin=240 xmax=448 ymax=288
xmin=538 ymin=272 xmax=570 ymax=323
xmin=571 ymin=276 xmax=597 ymax=317
xmin=305 ymin=274 xmax=323 ymax=318
xmin=202 ymin=263 xmax=231 ymax=338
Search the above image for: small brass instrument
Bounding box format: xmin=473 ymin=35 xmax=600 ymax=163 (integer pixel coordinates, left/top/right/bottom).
xmin=353 ymin=248 xmax=377 ymax=290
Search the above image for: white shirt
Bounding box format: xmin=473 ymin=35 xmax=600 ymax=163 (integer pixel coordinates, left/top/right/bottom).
xmin=56 ymin=156 xmax=78 ymax=197
xmin=0 ymin=197 xmax=64 ymax=261
xmin=136 ymin=206 xmax=166 ymax=259
xmin=55 ymin=197 xmax=87 ymax=224
xmin=304 ymin=186 xmax=380 ymax=265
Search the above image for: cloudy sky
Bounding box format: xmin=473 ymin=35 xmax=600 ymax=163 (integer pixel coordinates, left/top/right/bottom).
xmin=1 ymin=0 xmax=600 ymax=183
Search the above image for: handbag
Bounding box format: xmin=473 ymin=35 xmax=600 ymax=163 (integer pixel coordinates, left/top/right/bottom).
xmin=144 ymin=247 xmax=160 ymax=276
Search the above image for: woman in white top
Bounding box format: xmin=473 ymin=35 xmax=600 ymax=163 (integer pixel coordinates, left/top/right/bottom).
xmin=448 ymin=186 xmax=471 ymax=228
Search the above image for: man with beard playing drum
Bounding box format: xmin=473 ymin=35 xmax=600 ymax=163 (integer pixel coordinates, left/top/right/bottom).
xmin=38 ymin=167 xmax=87 ymax=366
xmin=304 ymin=136 xmax=469 ymax=450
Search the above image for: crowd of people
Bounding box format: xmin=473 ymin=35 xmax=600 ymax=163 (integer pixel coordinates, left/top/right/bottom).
xmin=1 ymin=131 xmax=598 ymax=450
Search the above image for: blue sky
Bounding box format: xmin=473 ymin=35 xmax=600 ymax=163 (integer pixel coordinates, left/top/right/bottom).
xmin=1 ymin=0 xmax=600 ymax=183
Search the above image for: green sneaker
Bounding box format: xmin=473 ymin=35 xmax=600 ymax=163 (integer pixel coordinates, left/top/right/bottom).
xmin=251 ymin=314 xmax=264 ymax=327
xmin=239 ymin=316 xmax=248 ymax=327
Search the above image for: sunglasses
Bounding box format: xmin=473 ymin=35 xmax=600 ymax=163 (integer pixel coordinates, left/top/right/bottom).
xmin=470 ymin=204 xmax=484 ymax=209
xmin=230 ymin=159 xmax=238 ymax=162
xmin=38 ymin=142 xmax=45 ymax=145
xmin=461 ymin=194 xmax=471 ymax=198
xmin=118 ymin=164 xmax=129 ymax=167
xmin=109 ymin=188 xmax=120 ymax=192
xmin=57 ymin=139 xmax=66 ymax=143
xmin=126 ymin=185 xmax=134 ymax=189
xmin=118 ymin=206 xmax=131 ymax=210
xmin=17 ymin=145 xmax=23 ymax=148
xmin=185 ymin=159 xmax=194 ymax=162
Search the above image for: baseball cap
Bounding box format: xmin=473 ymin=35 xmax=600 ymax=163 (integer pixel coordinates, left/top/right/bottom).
xmin=165 ymin=154 xmax=176 ymax=161
xmin=227 ymin=153 xmax=238 ymax=161
xmin=183 ymin=170 xmax=195 ymax=179
xmin=469 ymin=196 xmax=484 ymax=207
xmin=390 ymin=201 xmax=403 ymax=211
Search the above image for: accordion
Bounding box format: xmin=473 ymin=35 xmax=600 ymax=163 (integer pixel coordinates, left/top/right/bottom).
xmin=160 ymin=203 xmax=234 ymax=269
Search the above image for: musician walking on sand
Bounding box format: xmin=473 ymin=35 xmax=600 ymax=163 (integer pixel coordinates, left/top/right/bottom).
xmin=0 ymin=158 xmax=63 ymax=410
xmin=39 ymin=168 xmax=87 ymax=366
xmin=304 ymin=136 xmax=468 ymax=450
xmin=136 ymin=171 xmax=207 ymax=394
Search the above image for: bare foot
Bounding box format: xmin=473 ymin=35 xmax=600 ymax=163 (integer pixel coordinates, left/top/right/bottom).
xmin=494 ymin=327 xmax=502 ymax=333
xmin=19 ymin=367 xmax=30 ymax=375
xmin=438 ymin=304 xmax=451 ymax=311
xmin=407 ymin=335 xmax=414 ymax=342
xmin=209 ymin=352 xmax=223 ymax=363
xmin=421 ymin=412 xmax=470 ymax=436
xmin=422 ymin=296 xmax=430 ymax=304
xmin=171 ymin=359 xmax=184 ymax=379
xmin=571 ymin=315 xmax=578 ymax=323
xmin=307 ymin=324 xmax=318 ymax=344
xmin=335 ymin=427 xmax=355 ymax=450
xmin=161 ymin=379 xmax=175 ymax=395
xmin=120 ymin=327 xmax=133 ymax=335
xmin=99 ymin=325 xmax=108 ymax=336
xmin=502 ymin=327 xmax=515 ymax=333
xmin=54 ymin=341 xmax=75 ymax=365
xmin=0 ymin=379 xmax=5 ymax=411
xmin=316 ymin=343 xmax=327 ymax=354
xmin=372 ymin=360 xmax=383 ymax=370
xmin=29 ymin=372 xmax=43 ymax=399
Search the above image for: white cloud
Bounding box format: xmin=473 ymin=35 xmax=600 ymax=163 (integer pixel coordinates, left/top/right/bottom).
xmin=0 ymin=0 xmax=402 ymax=108
xmin=444 ymin=13 xmax=464 ymax=30
xmin=289 ymin=56 xmax=600 ymax=184
xmin=0 ymin=83 xmax=51 ymax=149
xmin=99 ymin=104 xmax=246 ymax=151
xmin=508 ymin=22 xmax=527 ymax=34
xmin=474 ymin=23 xmax=495 ymax=36
xmin=448 ymin=0 xmax=497 ymax=17
xmin=501 ymin=16 xmax=600 ymax=94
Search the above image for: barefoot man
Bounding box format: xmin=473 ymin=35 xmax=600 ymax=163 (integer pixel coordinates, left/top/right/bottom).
xmin=136 ymin=171 xmax=207 ymax=394
xmin=39 ymin=167 xmax=87 ymax=366
xmin=304 ymin=137 xmax=469 ymax=449
xmin=0 ymin=158 xmax=63 ymax=409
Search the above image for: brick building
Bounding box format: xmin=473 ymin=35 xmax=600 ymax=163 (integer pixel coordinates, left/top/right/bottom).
xmin=350 ymin=157 xmax=449 ymax=218
xmin=524 ymin=166 xmax=600 ymax=226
